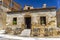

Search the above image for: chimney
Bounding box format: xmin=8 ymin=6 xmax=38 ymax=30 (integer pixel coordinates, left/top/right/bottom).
xmin=42 ymin=4 xmax=46 ymax=8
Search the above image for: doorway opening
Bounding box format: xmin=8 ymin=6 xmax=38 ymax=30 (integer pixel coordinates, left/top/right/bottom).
xmin=25 ymin=17 xmax=31 ymax=29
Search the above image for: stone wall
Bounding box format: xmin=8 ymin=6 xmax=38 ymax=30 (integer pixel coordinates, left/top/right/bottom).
xmin=0 ymin=12 xmax=6 ymax=30
xmin=6 ymin=10 xmax=57 ymax=37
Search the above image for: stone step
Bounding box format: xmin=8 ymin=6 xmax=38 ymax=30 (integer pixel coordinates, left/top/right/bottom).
xmin=20 ymin=29 xmax=31 ymax=37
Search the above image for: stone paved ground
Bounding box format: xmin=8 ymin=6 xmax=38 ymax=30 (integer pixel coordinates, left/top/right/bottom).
xmin=0 ymin=38 xmax=20 ymax=40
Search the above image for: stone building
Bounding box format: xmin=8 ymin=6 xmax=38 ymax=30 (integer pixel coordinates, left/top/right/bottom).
xmin=0 ymin=0 xmax=60 ymax=37
xmin=6 ymin=5 xmax=58 ymax=37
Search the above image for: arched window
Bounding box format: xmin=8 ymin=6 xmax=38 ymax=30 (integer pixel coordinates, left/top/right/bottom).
xmin=28 ymin=7 xmax=30 ymax=10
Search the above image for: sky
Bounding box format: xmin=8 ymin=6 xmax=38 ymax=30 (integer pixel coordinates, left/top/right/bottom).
xmin=14 ymin=0 xmax=60 ymax=9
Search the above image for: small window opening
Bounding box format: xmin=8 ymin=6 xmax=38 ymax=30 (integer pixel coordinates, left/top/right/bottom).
xmin=40 ymin=16 xmax=46 ymax=25
xmin=13 ymin=17 xmax=17 ymax=25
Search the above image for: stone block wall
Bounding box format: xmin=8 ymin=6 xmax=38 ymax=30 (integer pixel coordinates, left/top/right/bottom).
xmin=6 ymin=9 xmax=58 ymax=37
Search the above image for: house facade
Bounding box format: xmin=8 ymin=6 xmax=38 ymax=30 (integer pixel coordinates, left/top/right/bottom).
xmin=0 ymin=0 xmax=59 ymax=37
xmin=6 ymin=7 xmax=58 ymax=37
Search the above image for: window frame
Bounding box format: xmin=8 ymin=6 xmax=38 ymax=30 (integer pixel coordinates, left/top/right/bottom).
xmin=13 ymin=17 xmax=17 ymax=25
xmin=40 ymin=16 xmax=46 ymax=26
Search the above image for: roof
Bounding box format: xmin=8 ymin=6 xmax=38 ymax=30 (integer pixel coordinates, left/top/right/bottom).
xmin=7 ymin=7 xmax=56 ymax=13
xmin=3 ymin=0 xmax=22 ymax=11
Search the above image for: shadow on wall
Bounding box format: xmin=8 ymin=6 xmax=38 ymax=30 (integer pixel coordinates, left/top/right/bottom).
xmin=56 ymin=9 xmax=60 ymax=27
